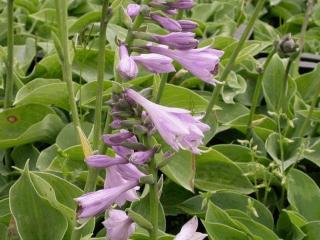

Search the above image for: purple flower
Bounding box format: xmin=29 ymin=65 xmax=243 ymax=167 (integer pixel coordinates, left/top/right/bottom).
xmin=164 ymin=9 xmax=178 ymax=15
xmin=103 ymin=130 xmax=134 ymax=146
xmin=86 ymin=154 xmax=127 ymax=168
xmin=152 ymin=32 xmax=198 ymax=50
xmin=175 ymin=217 xmax=207 ymax=240
xmin=75 ymin=181 xmax=138 ymax=219
xmin=132 ymin=53 xmax=175 ymax=73
xmin=166 ymin=0 xmax=194 ymax=9
xmin=117 ymin=44 xmax=138 ymax=80
xmin=129 ymin=148 xmax=157 ymax=164
xmin=126 ymin=89 xmax=210 ymax=154
xmin=126 ymin=4 xmax=141 ymax=19
xmin=105 ymin=164 xmax=145 ymax=206
xmin=148 ymin=45 xmax=224 ymax=85
xmin=103 ymin=209 xmax=135 ymax=240
xmin=150 ymin=13 xmax=182 ymax=32
xmin=178 ymin=20 xmax=198 ymax=32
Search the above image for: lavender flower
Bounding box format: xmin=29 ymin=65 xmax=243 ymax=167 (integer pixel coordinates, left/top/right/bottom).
xmin=152 ymin=32 xmax=198 ymax=50
xmin=126 ymin=89 xmax=210 ymax=154
xmin=132 ymin=53 xmax=175 ymax=73
xmin=175 ymin=217 xmax=207 ymax=240
xmin=164 ymin=9 xmax=178 ymax=15
xmin=103 ymin=130 xmax=134 ymax=146
xmin=129 ymin=148 xmax=157 ymax=164
xmin=150 ymin=13 xmax=182 ymax=32
xmin=86 ymin=154 xmax=127 ymax=168
xmin=103 ymin=209 xmax=135 ymax=240
xmin=126 ymin=4 xmax=141 ymax=19
xmin=148 ymin=45 xmax=224 ymax=85
xmin=105 ymin=164 xmax=144 ymax=206
xmin=75 ymin=181 xmax=138 ymax=219
xmin=166 ymin=0 xmax=194 ymax=9
xmin=178 ymin=20 xmax=198 ymax=32
xmin=117 ymin=44 xmax=138 ymax=80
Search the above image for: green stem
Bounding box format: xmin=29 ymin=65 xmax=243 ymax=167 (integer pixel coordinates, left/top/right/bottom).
xmin=84 ymin=0 xmax=109 ymax=193
xmin=293 ymin=0 xmax=314 ymax=74
xmin=203 ymin=0 xmax=265 ymax=123
xmin=54 ymin=0 xmax=81 ymax=128
xmin=71 ymin=2 xmax=110 ymax=239
xmin=149 ymin=156 xmax=158 ymax=240
xmin=277 ymin=56 xmax=294 ymax=115
xmin=247 ymin=48 xmax=276 ymax=138
xmin=155 ymin=74 xmax=168 ymax=103
xmin=4 ymin=0 xmax=14 ymax=109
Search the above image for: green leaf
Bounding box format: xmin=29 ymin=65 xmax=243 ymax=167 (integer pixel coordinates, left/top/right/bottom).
xmin=210 ymin=191 xmax=274 ymax=229
xmin=203 ymin=221 xmax=248 ymax=240
xmin=0 ymin=104 xmax=65 ymax=149
xmin=14 ymin=78 xmax=79 ymax=110
xmin=9 ymin=165 xmax=68 ymax=240
xmin=160 ymin=84 xmax=208 ymax=112
xmin=287 ymin=169 xmax=320 ymax=221
xmin=161 ymin=150 xmax=194 ymax=192
xmin=131 ymin=194 xmax=166 ymax=231
xmin=11 ymin=144 xmax=39 ymax=169
xmin=195 ymin=149 xmax=254 ymax=194
xmin=295 ymin=65 xmax=320 ymax=102
xmin=301 ymin=221 xmax=320 ymax=240
xmin=262 ymin=54 xmax=285 ymax=112
xmin=69 ymin=11 xmax=101 ymax=34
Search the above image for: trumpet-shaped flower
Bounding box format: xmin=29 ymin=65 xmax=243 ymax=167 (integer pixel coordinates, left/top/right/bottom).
xmin=103 ymin=130 xmax=135 ymax=146
xmin=166 ymin=0 xmax=194 ymax=9
xmin=178 ymin=20 xmax=198 ymax=32
xmin=75 ymin=181 xmax=138 ymax=219
xmin=175 ymin=217 xmax=207 ymax=240
xmin=148 ymin=45 xmax=224 ymax=85
xmin=150 ymin=14 xmax=182 ymax=32
xmin=152 ymin=32 xmax=198 ymax=50
xmin=126 ymin=89 xmax=210 ymax=154
xmin=132 ymin=53 xmax=175 ymax=73
xmin=103 ymin=209 xmax=135 ymax=240
xmin=126 ymin=4 xmax=140 ymax=19
xmin=105 ymin=164 xmax=145 ymax=206
xmin=117 ymin=44 xmax=138 ymax=80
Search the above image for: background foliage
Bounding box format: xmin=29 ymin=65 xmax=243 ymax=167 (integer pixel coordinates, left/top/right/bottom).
xmin=1 ymin=0 xmax=320 ymax=239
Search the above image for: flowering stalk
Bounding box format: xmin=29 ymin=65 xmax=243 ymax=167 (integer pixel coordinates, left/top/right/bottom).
xmin=54 ymin=0 xmax=81 ymax=128
xmin=71 ymin=1 xmax=110 ymax=239
xmin=145 ymin=136 xmax=159 ymax=240
xmin=247 ymin=48 xmax=276 ymax=138
xmin=202 ymin=0 xmax=266 ymax=123
xmin=293 ymin=0 xmax=314 ymax=75
xmin=85 ymin=0 xmax=109 ymax=193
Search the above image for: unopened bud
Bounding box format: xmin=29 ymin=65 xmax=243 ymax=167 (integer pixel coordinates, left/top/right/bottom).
xmin=277 ymin=35 xmax=299 ymax=58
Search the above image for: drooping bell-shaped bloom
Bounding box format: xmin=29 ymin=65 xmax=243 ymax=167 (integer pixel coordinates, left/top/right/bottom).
xmin=175 ymin=217 xmax=207 ymax=240
xmin=103 ymin=130 xmax=135 ymax=146
xmin=166 ymin=0 xmax=194 ymax=9
xmin=75 ymin=181 xmax=138 ymax=219
xmin=150 ymin=13 xmax=182 ymax=32
xmin=126 ymin=89 xmax=210 ymax=154
xmin=127 ymin=3 xmax=141 ymax=19
xmin=152 ymin=32 xmax=198 ymax=50
xmin=103 ymin=209 xmax=136 ymax=240
xmin=86 ymin=154 xmax=127 ymax=168
xmin=132 ymin=53 xmax=175 ymax=73
xmin=129 ymin=148 xmax=157 ymax=164
xmin=117 ymin=44 xmax=138 ymax=80
xmin=148 ymin=45 xmax=224 ymax=85
xmin=164 ymin=9 xmax=178 ymax=15
xmin=105 ymin=164 xmax=145 ymax=206
xmin=178 ymin=20 xmax=198 ymax=32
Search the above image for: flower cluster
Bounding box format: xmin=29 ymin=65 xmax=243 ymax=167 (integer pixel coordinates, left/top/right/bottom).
xmin=118 ymin=0 xmax=224 ymax=84
xmin=75 ymin=0 xmax=214 ymax=239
